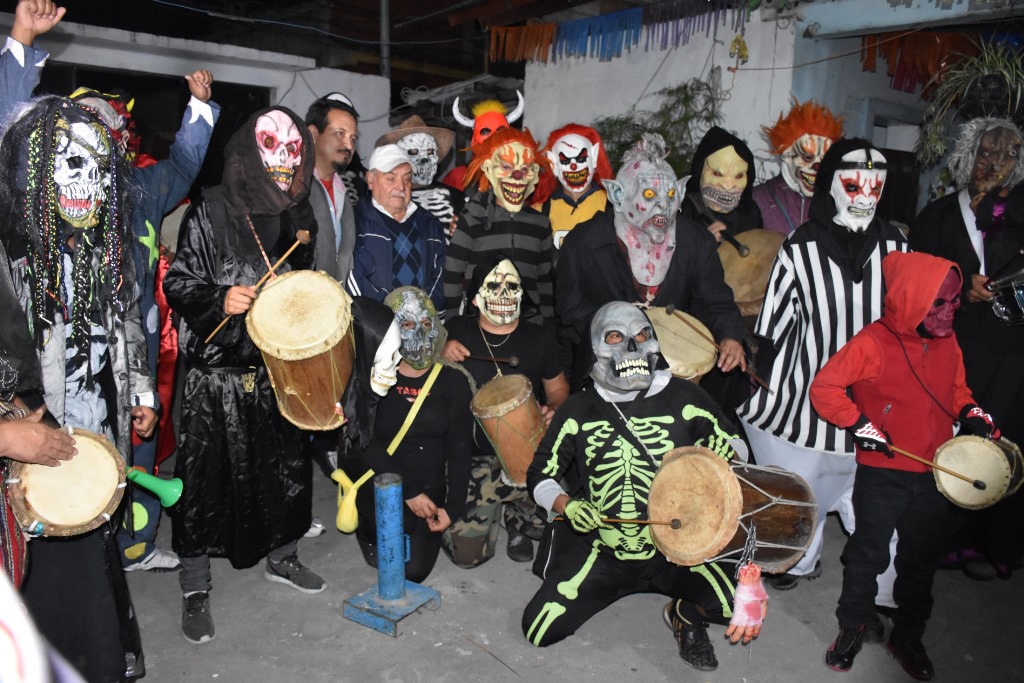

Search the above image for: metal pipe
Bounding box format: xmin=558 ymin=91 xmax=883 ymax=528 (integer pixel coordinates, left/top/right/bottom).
xmin=380 ymin=0 xmax=390 ymax=79
xmin=374 ymin=473 xmax=406 ymax=600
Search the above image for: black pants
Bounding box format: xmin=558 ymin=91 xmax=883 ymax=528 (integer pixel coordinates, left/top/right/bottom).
xmin=355 ymin=481 xmax=444 ymax=584
xmin=837 ymin=466 xmax=958 ymax=640
xmin=523 ymin=523 xmax=734 ymax=647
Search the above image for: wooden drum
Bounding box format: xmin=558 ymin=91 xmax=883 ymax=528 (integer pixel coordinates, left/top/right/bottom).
xmin=470 ymin=374 xmax=545 ymax=485
xmin=646 ymin=307 xmax=717 ymax=382
xmin=648 ymin=447 xmax=817 ymax=573
xmin=7 ymin=429 xmax=126 ymax=536
xmin=933 ymin=435 xmax=1023 ymax=510
xmin=247 ymin=270 xmax=355 ymax=431
xmin=718 ymin=230 xmax=786 ymax=317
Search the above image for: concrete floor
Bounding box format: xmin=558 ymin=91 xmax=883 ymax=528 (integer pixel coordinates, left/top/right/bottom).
xmin=126 ymin=470 xmax=1024 ymax=683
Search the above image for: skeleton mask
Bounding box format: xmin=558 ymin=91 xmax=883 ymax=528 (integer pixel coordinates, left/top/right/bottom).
xmin=781 ymin=133 xmax=831 ymax=197
xmin=389 ymin=288 xmax=439 ymax=371
xmin=396 ymin=132 xmax=439 ymax=187
xmin=830 ymin=148 xmax=887 ymax=232
xmin=53 ymin=117 xmax=112 ymax=228
xmin=481 ymin=141 xmax=539 ymax=213
xmin=921 ymin=268 xmax=960 ymax=338
xmin=970 ymin=126 xmax=1022 ymax=195
xmin=255 ymin=110 xmax=303 ymax=191
xmin=545 ymin=133 xmax=599 ymax=196
xmin=700 ymin=145 xmax=748 ymax=213
xmin=590 ymin=302 xmax=660 ymax=392
xmin=370 ymin=319 xmax=402 ymax=396
xmin=473 ymin=259 xmax=522 ymax=325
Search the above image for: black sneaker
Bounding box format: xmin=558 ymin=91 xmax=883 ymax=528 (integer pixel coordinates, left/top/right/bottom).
xmin=864 ymin=615 xmax=885 ymax=644
xmin=265 ymin=554 xmax=327 ymax=594
xmin=181 ymin=592 xmax=215 ymax=645
xmin=767 ymin=560 xmax=822 ymax=591
xmin=663 ymin=601 xmax=718 ymax=671
xmin=507 ymin=530 xmax=534 ymax=562
xmin=825 ymin=624 xmax=865 ymax=672
xmin=888 ymin=631 xmax=934 ymax=681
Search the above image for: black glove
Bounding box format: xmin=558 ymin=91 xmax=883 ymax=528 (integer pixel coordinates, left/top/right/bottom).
xmin=850 ymin=414 xmax=894 ymax=458
xmin=959 ymin=404 xmax=1001 ymax=439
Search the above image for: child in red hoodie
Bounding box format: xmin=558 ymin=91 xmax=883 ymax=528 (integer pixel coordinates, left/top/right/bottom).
xmin=810 ymin=251 xmax=1000 ymax=680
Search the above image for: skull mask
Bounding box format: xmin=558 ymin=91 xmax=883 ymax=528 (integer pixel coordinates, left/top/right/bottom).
xmin=545 ymin=133 xmax=599 ymax=196
xmin=473 ymin=259 xmax=522 ymax=326
xmin=700 ymin=145 xmax=748 ymax=213
xmin=396 ymin=132 xmax=439 ymax=187
xmin=830 ymin=148 xmax=887 ymax=233
xmin=388 ymin=288 xmax=440 ymax=371
xmin=255 ymin=110 xmax=303 ymax=191
xmin=481 ymin=141 xmax=540 ymax=213
xmin=590 ymin=302 xmax=660 ymax=392
xmin=53 ymin=116 xmax=112 ymax=229
xmin=370 ymin=319 xmax=402 ymax=396
xmin=921 ymin=268 xmax=961 ymax=339
xmin=781 ymin=133 xmax=832 ymax=197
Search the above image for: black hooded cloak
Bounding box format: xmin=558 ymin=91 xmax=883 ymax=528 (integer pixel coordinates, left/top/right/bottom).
xmin=681 ymin=126 xmax=762 ymax=237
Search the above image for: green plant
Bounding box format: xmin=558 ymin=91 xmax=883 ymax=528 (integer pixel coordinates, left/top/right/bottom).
xmin=916 ymin=40 xmax=1024 ymax=166
xmin=593 ymin=79 xmax=722 ymax=175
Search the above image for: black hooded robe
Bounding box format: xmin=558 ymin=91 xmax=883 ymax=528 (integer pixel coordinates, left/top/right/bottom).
xmin=680 ymin=126 xmax=763 ymax=238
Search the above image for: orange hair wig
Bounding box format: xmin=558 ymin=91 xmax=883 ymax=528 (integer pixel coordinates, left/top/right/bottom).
xmin=763 ymin=99 xmax=844 ymax=155
xmin=532 ymin=123 xmax=614 ymax=205
xmin=464 ymin=127 xmax=548 ymax=193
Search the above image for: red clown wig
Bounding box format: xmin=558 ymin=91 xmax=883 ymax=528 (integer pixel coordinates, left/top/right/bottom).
xmin=464 ymin=126 xmax=549 ymax=193
xmin=763 ymin=99 xmax=844 ymax=155
xmin=532 ymin=123 xmax=614 ymax=206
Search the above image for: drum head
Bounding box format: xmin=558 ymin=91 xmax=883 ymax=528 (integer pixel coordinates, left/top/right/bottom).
xmin=718 ymin=230 xmax=785 ymax=317
xmin=648 ymin=447 xmax=743 ymax=566
xmin=934 ymin=435 xmax=1015 ymax=509
xmin=247 ymin=270 xmax=353 ymax=361
xmin=9 ymin=430 xmax=126 ymax=536
xmin=471 ymin=374 xmax=532 ymax=419
xmin=646 ymin=308 xmax=717 ymax=381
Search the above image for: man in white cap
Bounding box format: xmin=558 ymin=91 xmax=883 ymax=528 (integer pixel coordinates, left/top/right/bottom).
xmin=348 ymin=144 xmax=447 ymax=314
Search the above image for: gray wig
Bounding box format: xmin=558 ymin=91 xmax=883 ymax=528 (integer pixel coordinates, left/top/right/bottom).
xmin=948 ymin=117 xmax=1024 ymax=189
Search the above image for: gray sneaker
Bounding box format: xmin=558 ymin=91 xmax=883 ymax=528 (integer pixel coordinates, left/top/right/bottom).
xmin=265 ymin=554 xmax=326 ymax=594
xmin=124 ymin=547 xmax=181 ymax=572
xmin=181 ymin=592 xmax=215 ymax=645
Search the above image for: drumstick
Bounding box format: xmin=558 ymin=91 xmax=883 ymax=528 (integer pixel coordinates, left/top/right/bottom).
xmin=204 ymin=239 xmax=303 ymax=344
xmin=555 ymin=516 xmax=682 ymax=529
xmin=688 ymin=195 xmax=749 ymax=257
xmin=664 ymin=305 xmax=773 ymax=394
xmin=465 ymin=354 xmax=520 ymax=368
xmin=721 ymin=232 xmax=751 ymax=258
xmin=891 ymin=445 xmax=986 ymax=490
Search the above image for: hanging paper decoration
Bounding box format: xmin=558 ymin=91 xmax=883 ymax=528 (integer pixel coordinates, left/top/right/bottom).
xmin=551 ymin=8 xmax=644 ymax=62
xmin=491 ymin=23 xmax=558 ymax=64
xmin=643 ymin=0 xmax=751 ymax=52
xmin=861 ymin=32 xmax=978 ymax=94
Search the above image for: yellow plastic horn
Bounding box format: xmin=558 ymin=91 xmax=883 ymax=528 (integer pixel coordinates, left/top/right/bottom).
xmin=126 ymin=468 xmax=183 ymax=507
xmin=331 ymin=468 xmax=374 ymax=533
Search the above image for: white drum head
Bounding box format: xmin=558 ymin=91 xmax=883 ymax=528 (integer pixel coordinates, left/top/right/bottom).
xmin=934 ymin=436 xmax=1011 ymax=510
xmin=247 ymin=270 xmax=352 ymax=361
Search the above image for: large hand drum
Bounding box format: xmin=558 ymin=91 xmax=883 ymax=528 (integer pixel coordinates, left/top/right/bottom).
xmin=646 ymin=307 xmax=717 ymax=383
xmin=7 ymin=429 xmax=127 ymax=536
xmin=648 ymin=447 xmax=817 ymax=573
xmin=247 ymin=270 xmax=355 ymax=431
xmin=933 ymin=435 xmax=1023 ymax=509
xmin=470 ymin=374 xmax=545 ymax=485
xmin=718 ymin=230 xmax=785 ymax=317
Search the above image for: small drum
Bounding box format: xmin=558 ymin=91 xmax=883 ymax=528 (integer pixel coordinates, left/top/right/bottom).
xmin=646 ymin=307 xmax=717 ymax=382
xmin=247 ymin=270 xmax=355 ymax=431
xmin=470 ymin=374 xmax=545 ymax=485
xmin=648 ymin=447 xmax=817 ymax=573
xmin=933 ymin=435 xmax=1024 ymax=510
xmin=7 ymin=429 xmax=126 ymax=536
xmin=990 ymin=281 xmax=1024 ymax=325
xmin=718 ymin=230 xmax=786 ymax=317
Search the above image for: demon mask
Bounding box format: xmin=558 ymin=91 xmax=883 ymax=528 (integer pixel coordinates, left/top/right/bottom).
xmin=921 ymin=268 xmax=961 ymax=338
xmin=473 ymin=259 xmax=522 ymax=326
xmin=700 ymin=145 xmax=748 ymax=213
xmin=830 ymin=148 xmax=887 ymax=232
xmin=54 ymin=115 xmax=112 ymax=229
xmin=590 ymin=302 xmax=660 ymax=392
xmin=255 ymin=110 xmax=303 ymax=191
xmin=387 ymin=287 xmax=440 ymax=371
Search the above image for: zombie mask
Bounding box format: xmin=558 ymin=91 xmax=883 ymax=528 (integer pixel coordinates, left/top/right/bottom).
xmin=255 ymin=110 xmax=303 ymax=191
xmin=370 ymin=319 xmax=402 ymax=396
xmin=396 ymin=132 xmax=439 ymax=187
xmin=921 ymin=268 xmax=961 ymax=338
xmin=970 ymin=126 xmax=1022 ymax=195
xmin=590 ymin=302 xmax=660 ymax=392
xmin=481 ymin=142 xmax=539 ymax=212
xmin=473 ymin=259 xmax=522 ymax=325
xmin=781 ymin=134 xmax=831 ymax=197
xmin=545 ymin=133 xmax=599 ymax=195
xmin=829 ymin=148 xmax=887 ymax=232
xmin=53 ymin=116 xmax=112 ymax=228
xmin=700 ymin=145 xmax=748 ymax=213
xmin=389 ymin=288 xmax=439 ymax=371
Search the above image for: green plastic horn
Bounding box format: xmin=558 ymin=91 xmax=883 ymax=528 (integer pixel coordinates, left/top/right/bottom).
xmin=126 ymin=468 xmax=183 ymax=507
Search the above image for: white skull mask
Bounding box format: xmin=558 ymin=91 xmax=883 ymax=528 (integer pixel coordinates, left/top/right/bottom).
xmin=53 ymin=119 xmax=112 ymax=228
xmin=255 ymin=110 xmax=303 ymax=191
xmin=370 ymin=320 xmax=402 ymax=397
xmin=589 ymin=302 xmax=660 ymax=392
xmin=545 ymin=133 xmax=599 ymax=195
xmin=396 ymin=132 xmax=439 ymax=187
xmin=830 ymin=148 xmax=887 ymax=233
xmin=473 ymin=259 xmax=522 ymax=326
xmin=390 ymin=289 xmax=439 ymax=371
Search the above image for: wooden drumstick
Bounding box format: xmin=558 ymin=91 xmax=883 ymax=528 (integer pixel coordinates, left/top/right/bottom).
xmin=891 ymin=445 xmax=986 ymax=490
xmin=555 ymin=516 xmax=682 ymax=529
xmin=664 ymin=305 xmax=773 ymax=394
xmin=465 ymin=354 xmax=520 ymax=368
xmin=204 ymin=239 xmax=303 ymax=344
xmin=688 ymin=195 xmax=749 ymax=257
xmin=721 ymin=231 xmax=751 ymax=258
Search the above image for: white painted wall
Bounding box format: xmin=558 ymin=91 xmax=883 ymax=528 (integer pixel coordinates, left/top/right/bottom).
xmin=0 ymin=13 xmax=391 ymax=159
xmin=525 ymin=12 xmax=797 ymax=182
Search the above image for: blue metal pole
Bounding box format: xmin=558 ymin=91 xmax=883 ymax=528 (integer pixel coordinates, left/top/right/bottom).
xmin=373 ymin=473 xmax=406 ymax=601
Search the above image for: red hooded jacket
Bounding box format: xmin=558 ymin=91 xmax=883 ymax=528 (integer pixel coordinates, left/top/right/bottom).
xmin=810 ymin=251 xmax=975 ymax=472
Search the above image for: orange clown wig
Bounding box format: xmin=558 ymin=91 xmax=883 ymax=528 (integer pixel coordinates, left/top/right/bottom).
xmin=532 ymin=123 xmax=614 ymax=205
xmin=763 ymin=99 xmax=844 ymax=155
xmin=464 ymin=126 xmax=549 ymax=193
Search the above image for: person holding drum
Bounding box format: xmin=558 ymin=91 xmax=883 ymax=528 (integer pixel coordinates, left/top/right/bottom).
xmin=345 ymin=287 xmax=474 ymax=583
xmin=523 ymin=302 xmax=763 ymax=672
xmin=441 ymin=255 xmax=569 ymax=565
xmin=810 ymin=251 xmax=1000 ymax=680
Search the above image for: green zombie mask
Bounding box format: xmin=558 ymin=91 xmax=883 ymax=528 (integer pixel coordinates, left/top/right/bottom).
xmin=387 ymin=287 xmax=440 ymax=371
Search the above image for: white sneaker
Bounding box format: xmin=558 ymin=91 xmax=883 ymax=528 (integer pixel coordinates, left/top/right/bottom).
xmin=304 ymin=516 xmax=326 ymax=538
xmin=124 ymin=547 xmax=181 ymax=572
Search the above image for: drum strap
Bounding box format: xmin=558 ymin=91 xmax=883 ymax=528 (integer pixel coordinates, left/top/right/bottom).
xmin=387 ymin=363 xmax=443 ymax=456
